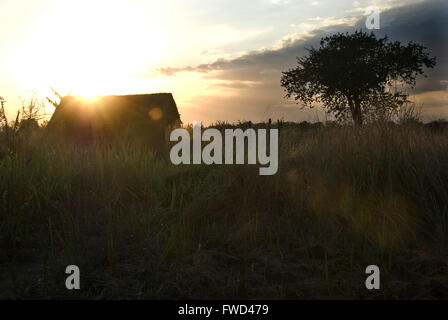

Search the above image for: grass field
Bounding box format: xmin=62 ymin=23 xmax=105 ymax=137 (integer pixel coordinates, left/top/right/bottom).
xmin=1 ymin=121 xmax=447 ymax=299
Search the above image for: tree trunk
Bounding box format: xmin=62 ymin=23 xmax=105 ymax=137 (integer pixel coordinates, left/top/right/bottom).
xmin=353 ymin=101 xmax=363 ymax=126
xmin=348 ymin=97 xmax=363 ymax=127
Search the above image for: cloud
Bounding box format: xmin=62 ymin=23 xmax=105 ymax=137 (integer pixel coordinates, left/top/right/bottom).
xmin=151 ymin=0 xmax=448 ymax=123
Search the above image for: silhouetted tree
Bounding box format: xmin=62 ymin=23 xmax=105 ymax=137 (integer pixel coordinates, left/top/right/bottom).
xmin=281 ymin=31 xmax=436 ymax=126
xmin=20 ymin=94 xmax=44 ymax=121
xmin=0 ymin=96 xmax=21 ymax=153
xmin=0 ymin=96 xmax=7 ymax=128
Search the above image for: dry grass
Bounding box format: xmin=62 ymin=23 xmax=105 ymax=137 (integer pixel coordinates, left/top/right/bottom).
xmin=0 ymin=122 xmax=447 ymax=299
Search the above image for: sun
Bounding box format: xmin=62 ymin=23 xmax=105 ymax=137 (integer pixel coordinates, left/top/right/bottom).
xmin=8 ymin=0 xmax=167 ymax=99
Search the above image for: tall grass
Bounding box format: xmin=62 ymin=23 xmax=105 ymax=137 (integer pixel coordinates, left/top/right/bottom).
xmin=0 ymin=122 xmax=447 ymax=299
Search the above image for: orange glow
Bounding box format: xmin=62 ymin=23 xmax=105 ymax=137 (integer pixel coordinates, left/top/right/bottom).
xmin=149 ymin=108 xmax=163 ymax=121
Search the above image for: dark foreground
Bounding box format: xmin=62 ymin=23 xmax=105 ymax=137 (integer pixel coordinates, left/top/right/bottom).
xmin=0 ymin=122 xmax=447 ymax=299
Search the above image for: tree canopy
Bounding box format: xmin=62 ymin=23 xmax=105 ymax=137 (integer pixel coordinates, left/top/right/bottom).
xmin=281 ymin=30 xmax=436 ymax=126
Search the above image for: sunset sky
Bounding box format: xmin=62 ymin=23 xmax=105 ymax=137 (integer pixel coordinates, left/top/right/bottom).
xmin=1 ymin=0 xmax=447 ymax=124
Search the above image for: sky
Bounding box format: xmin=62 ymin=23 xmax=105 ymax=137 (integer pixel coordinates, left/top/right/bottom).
xmin=0 ymin=0 xmax=447 ymax=124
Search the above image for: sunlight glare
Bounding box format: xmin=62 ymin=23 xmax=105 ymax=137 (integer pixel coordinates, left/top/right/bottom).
xmin=8 ymin=0 xmax=168 ymax=99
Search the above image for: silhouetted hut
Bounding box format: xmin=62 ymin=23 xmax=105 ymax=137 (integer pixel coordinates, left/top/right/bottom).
xmin=46 ymin=93 xmax=181 ymax=153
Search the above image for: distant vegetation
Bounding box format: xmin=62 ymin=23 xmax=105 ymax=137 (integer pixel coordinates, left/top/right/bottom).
xmin=0 ymin=108 xmax=447 ymax=298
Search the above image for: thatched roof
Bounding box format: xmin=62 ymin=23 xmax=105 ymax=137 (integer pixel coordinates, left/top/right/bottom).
xmin=46 ymin=93 xmax=181 ymax=142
